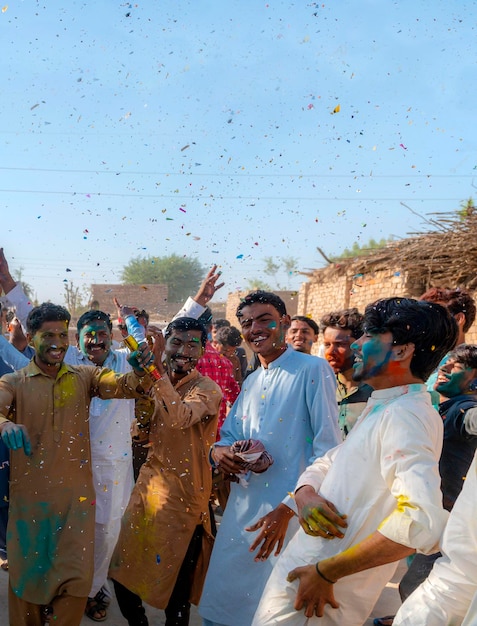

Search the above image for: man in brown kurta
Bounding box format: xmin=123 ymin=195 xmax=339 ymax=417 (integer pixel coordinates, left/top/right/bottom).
xmin=109 ymin=317 xmax=222 ymax=626
xmin=0 ymin=303 xmax=152 ymax=626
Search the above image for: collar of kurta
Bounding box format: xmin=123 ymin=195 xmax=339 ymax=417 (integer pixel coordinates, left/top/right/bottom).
xmin=260 ymin=344 xmax=295 ymax=370
xmin=25 ymin=358 xmax=77 ymax=379
xmin=369 ymin=383 xmax=426 ymax=401
xmin=172 ymin=367 xmax=201 ymax=391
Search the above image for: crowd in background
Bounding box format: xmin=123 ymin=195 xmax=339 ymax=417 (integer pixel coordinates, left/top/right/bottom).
xmin=1 ymin=248 xmax=477 ymax=626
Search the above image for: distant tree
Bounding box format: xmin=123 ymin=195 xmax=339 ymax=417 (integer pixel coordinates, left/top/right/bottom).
xmin=63 ymin=281 xmax=88 ymax=317
xmin=458 ymin=197 xmax=476 ymax=220
xmin=282 ymin=256 xmax=298 ymax=288
xmin=121 ymin=254 xmax=205 ymax=302
xmin=329 ymin=237 xmax=392 ymax=262
xmin=262 ymin=256 xmax=299 ymax=289
xmin=12 ymin=267 xmax=34 ymax=302
xmin=263 ymin=257 xmax=281 ymax=279
xmin=245 ymin=278 xmax=272 ymax=291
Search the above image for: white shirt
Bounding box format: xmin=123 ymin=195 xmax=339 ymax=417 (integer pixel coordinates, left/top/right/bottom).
xmin=199 ymin=347 xmax=340 ymax=626
xmin=253 ymin=384 xmax=448 ymax=626
xmin=394 ymin=450 xmax=477 ymax=626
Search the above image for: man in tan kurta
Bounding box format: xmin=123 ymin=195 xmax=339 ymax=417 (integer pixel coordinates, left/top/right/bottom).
xmin=0 ymin=302 xmax=152 ymax=626
xmin=109 ymin=317 xmax=222 ymax=626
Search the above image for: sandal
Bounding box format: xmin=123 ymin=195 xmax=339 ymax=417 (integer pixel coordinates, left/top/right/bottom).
xmin=94 ymin=586 xmax=111 ymax=607
xmin=85 ymin=596 xmax=108 ymax=622
xmin=42 ymin=604 xmax=53 ymax=623
xmin=373 ymin=617 xmax=395 ymax=626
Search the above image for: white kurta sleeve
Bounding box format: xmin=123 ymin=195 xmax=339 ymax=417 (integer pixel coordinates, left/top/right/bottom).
xmin=0 ymin=335 xmax=29 ymax=370
xmin=394 ymin=451 xmax=477 ymax=625
xmin=377 ymin=401 xmax=448 ymax=554
xmin=1 ymin=282 xmax=33 ymax=331
xmin=172 ymin=296 xmax=206 ymax=321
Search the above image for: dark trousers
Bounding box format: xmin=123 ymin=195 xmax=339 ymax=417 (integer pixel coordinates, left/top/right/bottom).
xmin=399 ymin=552 xmax=441 ymax=602
xmin=113 ymin=524 xmax=204 ymax=626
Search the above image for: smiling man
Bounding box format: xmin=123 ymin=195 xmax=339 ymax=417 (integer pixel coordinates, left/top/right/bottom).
xmin=109 ymin=317 xmax=222 ymax=626
xmin=391 ymin=343 xmax=477 ymax=612
xmin=69 ymin=310 xmax=141 ymax=621
xmin=320 ymin=308 xmax=372 ymax=437
xmin=286 ymin=315 xmax=319 ymax=354
xmin=199 ymin=291 xmax=340 ymax=626
xmin=0 ymin=302 xmax=153 ymax=626
xmin=252 ymin=297 xmax=458 ymax=626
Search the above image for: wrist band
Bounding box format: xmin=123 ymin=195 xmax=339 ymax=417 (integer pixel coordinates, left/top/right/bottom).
xmin=315 ymin=562 xmax=336 ymax=584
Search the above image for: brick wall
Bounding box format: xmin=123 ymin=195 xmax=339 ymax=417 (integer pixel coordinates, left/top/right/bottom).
xmin=295 ymin=267 xmax=477 ymax=350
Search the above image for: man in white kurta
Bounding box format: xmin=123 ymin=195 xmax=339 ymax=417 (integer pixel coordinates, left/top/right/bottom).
xmin=252 ymin=297 xmax=458 ymax=626
xmin=66 ymin=343 xmax=136 ymax=600
xmin=253 ymin=385 xmax=448 ymax=625
xmin=394 ymin=450 xmax=477 ymax=626
xmin=199 ymin=291 xmax=341 ymax=626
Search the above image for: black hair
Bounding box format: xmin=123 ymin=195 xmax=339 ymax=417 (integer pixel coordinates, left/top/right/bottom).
xmin=290 ymin=315 xmax=319 ymax=335
xmin=449 ymin=344 xmax=477 ymax=370
xmin=215 ymin=325 xmax=243 ymax=347
xmin=320 ymin=308 xmax=364 ymax=340
xmin=117 ymin=308 xmax=149 ymax=331
xmin=76 ymin=310 xmax=113 ymax=333
xmin=420 ymin=287 xmax=476 ymax=333
xmin=363 ymin=297 xmax=458 ymax=381
xmin=165 ymin=317 xmax=208 ymax=348
xmin=212 ymin=318 xmax=231 ymax=329
xmin=26 ymin=303 xmax=71 ymax=335
xmin=236 ymin=290 xmax=287 ymax=318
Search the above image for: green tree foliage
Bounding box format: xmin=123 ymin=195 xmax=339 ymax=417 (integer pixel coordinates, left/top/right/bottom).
xmin=330 ymin=237 xmax=392 ymax=261
xmin=263 ymin=256 xmax=298 ymax=289
xmin=121 ymin=254 xmax=205 ymax=302
xmin=457 ymin=197 xmax=475 ymax=221
xmin=12 ymin=267 xmax=34 ymax=302
xmin=246 ymin=278 xmax=272 ymax=291
xmin=63 ymin=281 xmax=88 ymax=317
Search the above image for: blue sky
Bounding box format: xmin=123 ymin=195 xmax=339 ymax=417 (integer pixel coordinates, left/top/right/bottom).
xmin=1 ymin=0 xmax=476 ymax=304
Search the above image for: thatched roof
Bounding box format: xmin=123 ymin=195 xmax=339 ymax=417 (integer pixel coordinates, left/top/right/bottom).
xmin=304 ymin=207 xmax=477 ymax=291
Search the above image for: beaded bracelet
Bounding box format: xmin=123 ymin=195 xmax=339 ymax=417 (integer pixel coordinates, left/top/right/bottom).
xmin=315 ymin=562 xmax=336 ymax=584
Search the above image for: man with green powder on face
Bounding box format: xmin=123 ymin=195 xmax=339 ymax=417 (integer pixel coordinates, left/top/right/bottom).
xmin=392 ymin=343 xmax=477 ymax=612
xmin=0 ymin=302 xmax=154 ymax=626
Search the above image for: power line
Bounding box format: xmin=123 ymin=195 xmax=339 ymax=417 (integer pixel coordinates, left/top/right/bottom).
xmin=0 ymin=188 xmax=465 ymax=202
xmin=0 ymin=166 xmax=474 ymax=179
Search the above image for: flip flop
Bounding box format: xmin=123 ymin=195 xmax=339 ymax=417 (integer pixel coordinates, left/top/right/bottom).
xmin=85 ymin=596 xmax=108 ymax=622
xmin=373 ymin=617 xmax=395 ymax=626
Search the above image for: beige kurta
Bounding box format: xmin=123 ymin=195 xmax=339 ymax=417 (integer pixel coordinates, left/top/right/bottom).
xmin=0 ymin=360 xmax=149 ymax=604
xmin=109 ymin=369 xmax=222 ymax=608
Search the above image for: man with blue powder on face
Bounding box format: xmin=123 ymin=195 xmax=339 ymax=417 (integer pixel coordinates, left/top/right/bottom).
xmin=252 ymin=297 xmax=458 ymax=626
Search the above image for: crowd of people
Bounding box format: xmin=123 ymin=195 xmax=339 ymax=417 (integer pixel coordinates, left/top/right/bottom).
xmin=1 ymin=246 xmax=477 ymax=626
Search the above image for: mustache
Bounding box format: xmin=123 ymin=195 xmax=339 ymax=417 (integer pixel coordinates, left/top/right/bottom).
xmin=170 ymin=354 xmax=195 ymax=362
